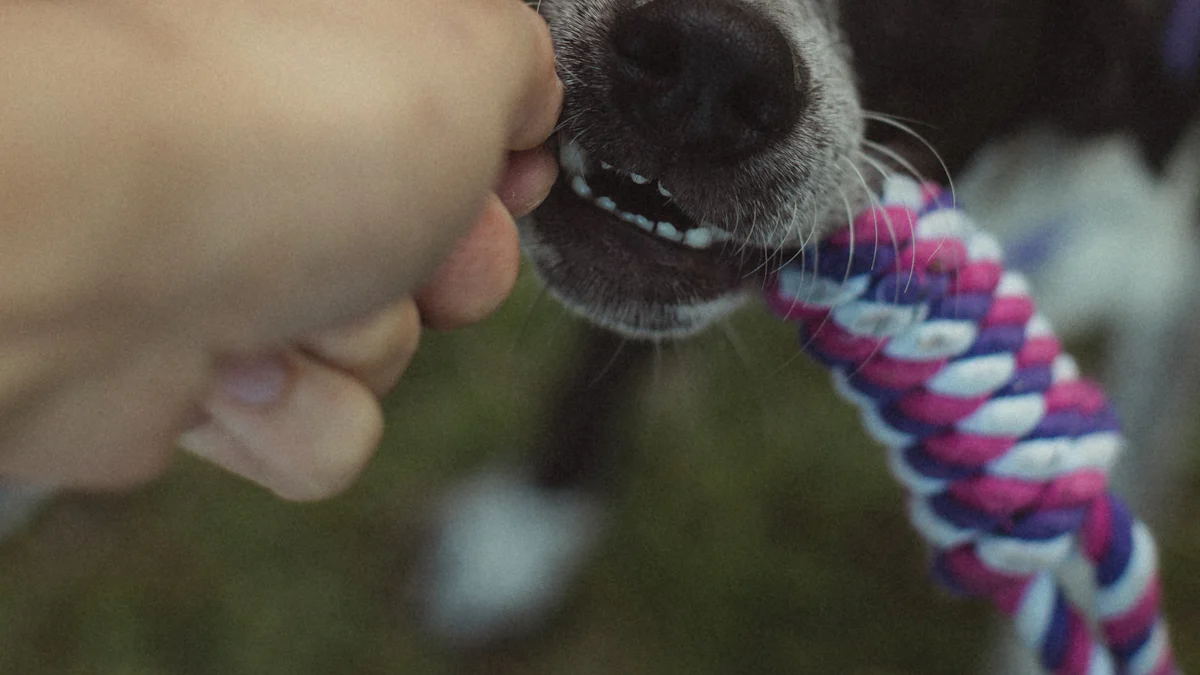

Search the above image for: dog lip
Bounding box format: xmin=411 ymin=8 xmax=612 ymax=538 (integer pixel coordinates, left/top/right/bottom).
xmin=546 ymin=167 xmax=806 ymax=279
xmin=524 ymin=144 xmax=806 ymax=337
xmin=525 ymin=173 xmax=749 ymax=337
xmin=556 ymin=137 xmax=740 ymax=250
xmin=554 ymin=136 xmax=813 ymax=253
xmin=554 ymin=137 xmax=812 ymax=268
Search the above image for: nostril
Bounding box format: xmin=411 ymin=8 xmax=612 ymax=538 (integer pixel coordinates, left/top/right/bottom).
xmin=606 ymin=0 xmax=805 ymax=163
xmin=611 ymin=23 xmax=684 ymax=85
xmin=727 ymin=83 xmax=795 ymax=136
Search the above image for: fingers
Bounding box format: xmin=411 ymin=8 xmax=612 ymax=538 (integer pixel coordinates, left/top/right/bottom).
xmin=415 ymin=194 xmax=522 ymax=330
xmin=505 ymin=4 xmax=563 ymax=150
xmin=497 ymin=147 xmax=559 ymax=216
xmin=144 ymin=0 xmax=564 ymax=345
xmin=303 ymin=298 xmax=421 ymax=396
xmin=182 ymin=296 xmax=423 ymax=499
xmin=411 ymin=148 xmax=555 ymax=330
xmin=179 ymin=350 xmax=383 ymax=501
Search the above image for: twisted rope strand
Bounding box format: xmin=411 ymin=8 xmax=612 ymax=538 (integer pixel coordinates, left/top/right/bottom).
xmin=766 ymin=176 xmax=1179 ymax=675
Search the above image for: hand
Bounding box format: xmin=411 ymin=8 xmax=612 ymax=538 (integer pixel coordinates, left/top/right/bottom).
xmin=0 ymin=0 xmax=561 ymax=498
xmin=180 ymin=149 xmax=557 ymax=501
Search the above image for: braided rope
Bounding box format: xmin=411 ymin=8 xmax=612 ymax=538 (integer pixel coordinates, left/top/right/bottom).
xmin=765 ymin=176 xmax=1180 ymax=675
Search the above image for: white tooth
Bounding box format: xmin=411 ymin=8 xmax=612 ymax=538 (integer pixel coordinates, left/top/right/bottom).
xmin=701 ymin=225 xmax=732 ymax=241
xmin=570 ymin=175 xmax=593 ymax=199
xmin=655 ymin=221 xmax=682 ymax=241
xmin=595 ymin=196 xmax=617 ymax=212
xmin=600 ymin=161 xmax=614 ymax=170
xmin=657 ymin=183 xmax=672 ymax=197
xmin=629 ymin=173 xmax=650 ymax=185
xmin=635 ymin=215 xmax=654 ymax=231
xmin=683 ymin=228 xmax=714 ymax=249
xmin=618 ymin=211 xmax=639 ymax=223
xmin=559 ymin=141 xmax=588 ymax=175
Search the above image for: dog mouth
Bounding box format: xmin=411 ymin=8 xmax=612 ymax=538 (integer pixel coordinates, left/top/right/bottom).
xmin=556 ymin=139 xmax=737 ymax=251
xmin=519 ymin=135 xmax=807 ymax=338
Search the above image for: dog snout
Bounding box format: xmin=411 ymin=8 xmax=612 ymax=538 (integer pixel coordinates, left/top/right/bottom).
xmin=607 ymin=0 xmax=804 ymax=163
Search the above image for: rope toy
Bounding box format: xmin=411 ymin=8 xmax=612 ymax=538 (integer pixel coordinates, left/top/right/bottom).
xmin=764 ymin=176 xmax=1180 ymax=675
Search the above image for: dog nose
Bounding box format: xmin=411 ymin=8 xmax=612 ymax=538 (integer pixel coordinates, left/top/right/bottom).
xmin=608 ymin=0 xmax=803 ymax=163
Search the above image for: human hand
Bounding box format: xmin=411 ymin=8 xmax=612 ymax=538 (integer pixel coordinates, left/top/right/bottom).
xmin=0 ymin=0 xmax=561 ymax=498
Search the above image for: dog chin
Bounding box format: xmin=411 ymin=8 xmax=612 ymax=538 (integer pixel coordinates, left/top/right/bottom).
xmin=519 ymin=201 xmax=753 ymax=339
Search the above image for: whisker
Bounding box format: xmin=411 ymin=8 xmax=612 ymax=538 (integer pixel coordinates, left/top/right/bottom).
xmin=719 ymin=320 xmax=755 ymax=376
xmin=837 ymin=186 xmax=857 ymax=288
xmin=863 ymin=113 xmax=956 ymax=205
xmin=773 ymin=198 xmax=816 ymax=275
xmin=862 ymin=139 xmax=927 ymax=185
xmin=511 ymin=274 xmax=553 ymax=354
xmin=764 ymin=198 xmax=803 ymax=278
xmin=586 ymin=336 xmax=630 ymax=387
xmin=843 ymin=157 xmax=885 ymax=271
xmin=552 ymin=109 xmax=587 ymax=136
xmin=862 ymin=109 xmax=939 ymax=130
xmin=856 ymin=149 xmax=895 ymax=183
xmin=849 ymin=153 xmax=911 ymax=301
xmin=778 ymin=238 xmax=859 ymax=379
xmin=767 ymin=241 xmax=825 ymax=378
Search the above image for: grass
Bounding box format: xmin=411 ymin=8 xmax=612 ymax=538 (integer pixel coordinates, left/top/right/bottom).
xmin=1 ymin=267 xmax=1198 ymax=675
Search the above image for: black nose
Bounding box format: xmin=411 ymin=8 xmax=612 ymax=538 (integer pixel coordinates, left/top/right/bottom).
xmin=608 ymin=0 xmax=804 ymax=163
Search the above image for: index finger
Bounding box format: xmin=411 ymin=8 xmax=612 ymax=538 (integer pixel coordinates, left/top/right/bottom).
xmin=505 ymin=5 xmax=563 ymax=150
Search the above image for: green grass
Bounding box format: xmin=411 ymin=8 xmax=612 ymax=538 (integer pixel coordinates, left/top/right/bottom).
xmin=1 ymin=267 xmax=1198 ymax=675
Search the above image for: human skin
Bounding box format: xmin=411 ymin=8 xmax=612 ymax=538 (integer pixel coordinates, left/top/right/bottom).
xmin=0 ymin=0 xmax=562 ymax=499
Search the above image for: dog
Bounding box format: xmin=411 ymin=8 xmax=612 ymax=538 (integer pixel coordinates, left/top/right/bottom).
xmin=413 ymin=0 xmax=1200 ymax=662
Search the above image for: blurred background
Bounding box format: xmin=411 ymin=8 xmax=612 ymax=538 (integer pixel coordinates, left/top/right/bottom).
xmin=2 ymin=248 xmax=1200 ymax=674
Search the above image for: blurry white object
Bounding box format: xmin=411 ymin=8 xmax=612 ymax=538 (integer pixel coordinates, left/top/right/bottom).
xmin=959 ymin=127 xmax=1200 ymax=340
xmin=412 ymin=468 xmax=603 ymax=647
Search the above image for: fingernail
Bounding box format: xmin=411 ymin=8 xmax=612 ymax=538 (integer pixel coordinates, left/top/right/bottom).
xmin=215 ymin=354 xmax=289 ymax=406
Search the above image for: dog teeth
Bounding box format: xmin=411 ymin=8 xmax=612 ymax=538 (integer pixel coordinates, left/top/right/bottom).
xmin=559 ymin=141 xmax=588 ymax=176
xmin=683 ymin=228 xmax=713 ymax=248
xmin=562 ymin=161 xmax=723 ymax=250
xmin=600 ymin=160 xmax=614 ymax=170
xmin=699 ymin=223 xmax=735 ymax=242
xmin=655 ymin=222 xmax=682 ymax=242
xmin=570 ymin=175 xmax=593 ymax=199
